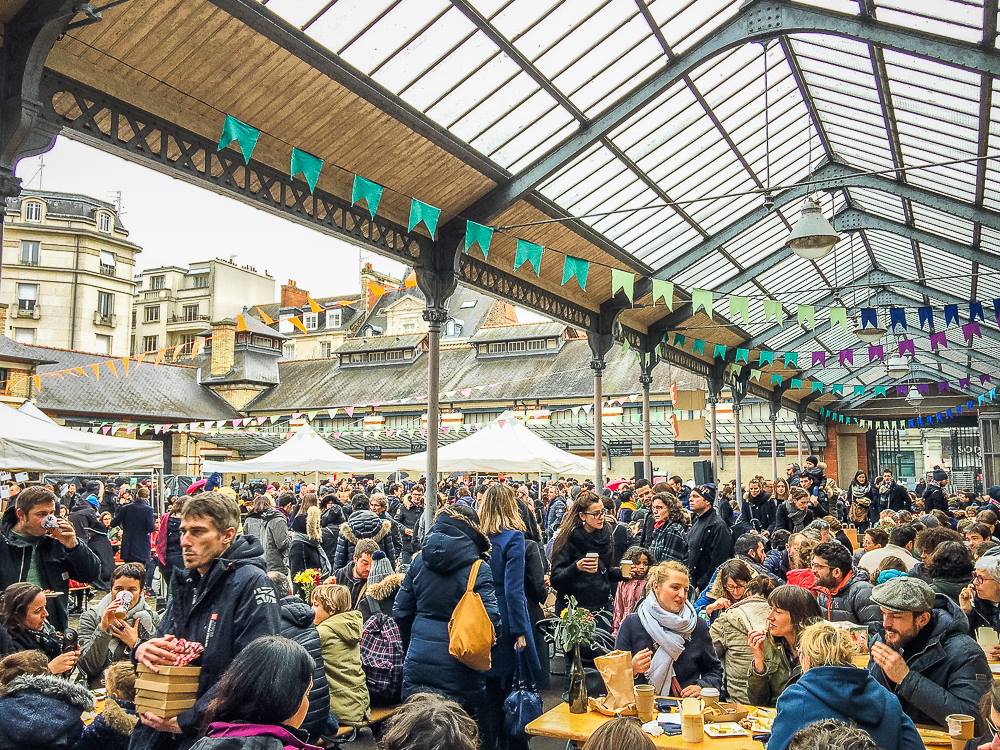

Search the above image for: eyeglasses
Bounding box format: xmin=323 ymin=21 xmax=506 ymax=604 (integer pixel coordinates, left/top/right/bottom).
xmin=973 ymin=574 xmax=996 ymax=584
xmin=724 ymin=581 xmax=748 ymax=595
xmin=582 ymin=510 xmax=604 ymax=518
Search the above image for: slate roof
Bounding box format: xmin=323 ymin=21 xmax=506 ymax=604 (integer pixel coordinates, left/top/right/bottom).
xmin=248 ymin=338 xmax=696 ymax=411
xmin=355 ymin=283 xmax=497 ymax=340
xmin=471 ymin=321 xmax=568 ymax=343
xmin=334 ymin=334 xmax=426 ymax=354
xmin=8 ymin=190 xmax=127 ymax=232
xmin=255 ymin=295 xmax=360 ymax=336
xmin=0 ymin=337 xmax=57 ymax=366
xmin=238 ymin=311 xmax=288 ymax=340
xmin=27 ymin=345 xmax=238 ymax=421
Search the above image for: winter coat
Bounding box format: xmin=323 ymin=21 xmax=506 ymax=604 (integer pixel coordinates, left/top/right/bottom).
xmin=129 ymin=535 xmax=281 ymax=750
xmin=767 ymin=666 xmax=924 ymax=750
xmin=0 ymin=673 xmax=94 ymax=750
xmin=289 ymin=532 xmax=331 ymax=580
xmin=615 ymin=611 xmax=724 ymax=693
xmin=772 ymin=502 xmax=816 ymax=534
xmin=358 ymin=572 xmax=404 ymax=622
xmin=544 ymin=497 xmax=567 ymax=536
xmin=816 ymin=572 xmax=881 ymax=627
xmin=394 ymin=499 xmax=423 ymax=554
xmin=764 ymin=548 xmax=790 ymax=582
xmin=880 ymin=481 xmax=911 ymax=513
xmin=786 ymin=568 xmax=816 ymax=594
xmin=550 ymin=525 xmax=623 ymax=612
xmin=709 ymin=596 xmax=770 ymax=704
xmin=333 ymin=563 xmax=368 ymax=608
xmin=276 ymin=595 xmax=330 ymax=738
xmin=741 ymin=493 xmax=776 ymax=534
xmin=485 ymin=529 xmax=539 ymax=680
xmin=77 ymin=592 xmax=159 ymax=687
xmin=393 ymin=513 xmax=501 ymax=709
xmin=924 ymin=483 xmax=949 ymax=513
xmin=333 ymin=512 xmax=396 ymax=570
xmin=112 ymin=499 xmax=156 ymax=563
xmin=0 ymin=620 xmax=62 ymax=659
xmin=647 ymin=520 xmax=688 ymax=564
xmin=746 ymin=637 xmax=800 ymax=707
xmin=375 ymin=511 xmax=404 ymax=561
xmin=248 ymin=509 xmax=290 ymax=576
xmin=0 ymin=505 xmax=101 ymax=631
xmin=155 ymin=513 xmax=184 ymax=571
xmin=859 ymin=544 xmax=918 ymax=575
xmin=870 ymin=593 xmax=992 ymax=733
xmin=687 ymin=508 xmax=733 ymax=593
xmin=931 ymin=574 xmax=972 ymax=602
xmin=68 ymin=497 xmax=115 ymax=583
xmin=189 ymin=723 xmax=321 ymax=750
xmin=523 ymin=538 xmax=550 ymax=690
xmin=75 ymin=697 xmax=137 ymax=750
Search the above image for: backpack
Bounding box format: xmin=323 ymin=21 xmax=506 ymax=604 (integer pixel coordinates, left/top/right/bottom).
xmin=448 ymin=559 xmax=496 ymax=671
xmin=848 ymin=498 xmax=870 ymax=525
xmin=359 ymin=598 xmax=404 ymax=702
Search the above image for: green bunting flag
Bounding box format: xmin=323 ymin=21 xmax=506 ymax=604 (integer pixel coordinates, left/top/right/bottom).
xmin=853 ymin=385 xmax=865 ymax=398
xmin=783 ymin=351 xmax=798 ymax=368
xmin=464 ymin=220 xmax=493 ymax=258
xmin=691 ymin=288 xmax=713 ymax=316
xmin=713 ymin=344 xmax=727 ymax=360
xmin=735 ymin=348 xmax=749 ymax=364
xmin=750 ymin=369 xmax=763 ymax=382
xmin=874 ymin=386 xmax=888 ymax=397
xmin=561 ymin=255 xmax=590 ymax=290
xmin=514 ymin=239 xmax=543 ymax=275
xmin=797 ymin=304 xmax=815 ymax=329
xmin=692 ymin=338 xmax=706 ymax=355
xmin=217 ymin=115 xmax=260 ymax=163
xmin=831 ymin=384 xmax=844 ymax=396
xmin=763 ymin=299 xmax=784 ymax=325
xmin=759 ymin=350 xmax=775 ymax=366
xmin=811 ymin=381 xmax=824 ymax=394
xmin=830 ymin=307 xmax=848 ymax=330
xmin=290 ymin=147 xmax=323 ymax=192
xmin=408 ymin=199 xmax=441 ymax=238
xmin=351 ymin=175 xmax=384 ymax=219
xmin=790 ymin=378 xmax=803 ymax=389
xmin=611 ymin=269 xmax=635 ymax=303
xmin=729 ymin=296 xmax=749 ymax=324
xmin=652 ymin=279 xmax=674 ymax=309
xmin=771 ymin=374 xmax=783 ymax=386
xmin=673 ymin=332 xmax=686 ymax=347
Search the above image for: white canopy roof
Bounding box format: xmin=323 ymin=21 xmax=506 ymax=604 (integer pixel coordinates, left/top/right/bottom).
xmin=202 ymin=423 xmax=392 ymax=475
xmin=393 ymin=411 xmax=595 ymax=476
xmin=18 ymin=401 xmax=56 ymax=423
xmin=0 ymin=403 xmax=163 ymax=473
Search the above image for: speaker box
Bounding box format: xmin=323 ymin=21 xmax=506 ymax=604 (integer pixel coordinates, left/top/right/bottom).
xmin=693 ymin=460 xmax=714 ymax=486
xmin=633 ymin=461 xmax=645 ymax=480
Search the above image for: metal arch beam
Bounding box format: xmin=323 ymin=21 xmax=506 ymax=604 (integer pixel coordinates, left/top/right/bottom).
xmin=450 ymin=0 xmax=1000 ymax=225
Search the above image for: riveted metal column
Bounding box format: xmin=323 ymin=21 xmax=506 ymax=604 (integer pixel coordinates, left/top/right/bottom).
xmin=769 ymin=398 xmax=781 ymax=483
xmin=589 ymin=331 xmax=614 ymax=490
xmin=733 ymin=402 xmax=743 ymax=506
xmin=640 ymin=373 xmax=653 ymax=481
xmin=707 ymin=369 xmax=724 ymax=481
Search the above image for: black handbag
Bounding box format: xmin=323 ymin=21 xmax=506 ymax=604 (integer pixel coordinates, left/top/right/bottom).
xmin=504 ymin=648 xmax=543 ymax=738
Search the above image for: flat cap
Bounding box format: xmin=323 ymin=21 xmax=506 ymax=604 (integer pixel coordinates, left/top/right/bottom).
xmin=871 ymin=576 xmax=936 ymax=613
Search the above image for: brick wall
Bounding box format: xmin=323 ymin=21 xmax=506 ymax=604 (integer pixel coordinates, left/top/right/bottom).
xmin=825 ymin=422 xmax=839 ymax=483
xmin=210 ymin=320 xmax=236 ymax=377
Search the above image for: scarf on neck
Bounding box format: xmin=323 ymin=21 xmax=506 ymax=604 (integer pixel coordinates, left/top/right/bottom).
xmin=878 ymin=480 xmax=894 ymax=496
xmin=850 ymin=483 xmax=871 ymax=500
xmin=636 ymin=592 xmax=697 ymax=694
xmin=784 ymin=499 xmax=808 ymax=531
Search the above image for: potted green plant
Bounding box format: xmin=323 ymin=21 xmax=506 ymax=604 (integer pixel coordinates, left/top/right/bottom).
xmin=541 ymin=596 xmax=614 ymax=713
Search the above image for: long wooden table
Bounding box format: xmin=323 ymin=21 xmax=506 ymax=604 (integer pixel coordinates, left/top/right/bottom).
xmin=526 ymin=701 xmax=954 ymax=748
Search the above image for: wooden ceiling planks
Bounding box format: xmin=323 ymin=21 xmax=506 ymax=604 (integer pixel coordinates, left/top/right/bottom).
xmin=0 ymin=0 xmax=27 ymax=24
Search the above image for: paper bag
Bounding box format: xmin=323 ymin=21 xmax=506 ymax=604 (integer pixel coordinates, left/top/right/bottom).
xmin=595 ymin=650 xmax=635 ymax=709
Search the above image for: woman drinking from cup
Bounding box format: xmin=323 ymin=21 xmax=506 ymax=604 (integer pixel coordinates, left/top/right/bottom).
xmin=614 ymin=561 xmax=722 ymax=697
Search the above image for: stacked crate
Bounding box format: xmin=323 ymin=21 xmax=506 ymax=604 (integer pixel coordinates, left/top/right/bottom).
xmin=135 ymin=664 xmax=201 ymax=719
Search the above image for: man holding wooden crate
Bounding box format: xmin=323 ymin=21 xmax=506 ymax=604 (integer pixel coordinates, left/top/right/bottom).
xmin=129 ymin=492 xmax=281 ymax=750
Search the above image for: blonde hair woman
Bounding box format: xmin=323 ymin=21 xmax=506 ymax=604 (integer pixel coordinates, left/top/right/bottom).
xmin=614 ymin=561 xmax=722 ymax=698
xmin=581 ymin=717 xmax=654 ymax=750
xmin=767 ymin=621 xmax=923 ymax=750
xmin=312 ymin=584 xmax=369 ymax=726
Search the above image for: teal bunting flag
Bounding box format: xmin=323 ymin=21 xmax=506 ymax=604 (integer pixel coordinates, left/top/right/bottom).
xmin=692 ymin=338 xmax=706 ymax=355
xmin=783 ymin=351 xmax=798 ymax=368
xmin=408 ymin=199 xmax=441 ymax=238
xmin=691 ymin=288 xmax=713 ymax=316
xmin=514 ymin=239 xmax=543 ymax=275
xmin=611 ymin=269 xmax=635 ymax=303
xmin=759 ymin=350 xmax=775 ymax=366
xmin=729 ymin=296 xmax=749 ymax=324
xmin=790 ymin=378 xmax=803 ymax=389
xmin=771 ymin=374 xmax=783 ymax=386
xmin=874 ymin=386 xmax=888 ymax=397
xmin=673 ymin=332 xmax=686 ymax=347
xmin=464 ymin=220 xmax=493 ymax=258
xmin=289 ymin=147 xmax=323 ymax=192
xmin=713 ymin=344 xmax=727 ymax=360
xmin=217 ymin=114 xmax=260 ymax=163
xmin=811 ymin=381 xmax=824 ymax=394
xmin=735 ymin=348 xmax=749 ymax=364
xmin=652 ymin=279 xmax=674 ymax=309
xmin=831 ymin=384 xmax=844 ymax=396
xmin=351 ymin=175 xmax=384 ymax=219
xmin=561 ymin=255 xmax=590 ymax=290
xmin=853 ymin=385 xmax=865 ymax=398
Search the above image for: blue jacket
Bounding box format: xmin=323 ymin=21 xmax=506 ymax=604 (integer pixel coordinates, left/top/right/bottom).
xmin=614 ymin=611 xmax=723 ymax=693
xmin=768 ymin=665 xmax=923 ymax=750
xmin=276 ymin=595 xmax=330 ymax=739
xmin=486 ymin=530 xmax=539 ymax=680
xmin=113 ymin=499 xmax=155 ymax=563
xmin=393 ymin=514 xmax=501 ymax=710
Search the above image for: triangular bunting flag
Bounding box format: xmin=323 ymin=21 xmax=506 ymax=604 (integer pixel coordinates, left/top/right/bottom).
xmin=829 ymin=307 xmax=848 ymax=330
xmin=351 ymin=175 xmax=384 ymax=219
xmin=289 ymin=316 xmax=307 ymax=334
xmin=651 ymin=279 xmax=674 ymax=309
xmin=464 ymin=220 xmax=493 ymax=258
xmin=514 ymin=239 xmax=543 ymax=276
xmin=290 ymin=147 xmax=324 ymax=192
xmin=255 ymin=306 xmax=275 ymax=325
xmin=561 ymin=255 xmax=590 ymax=290
xmin=691 ymin=288 xmax=713 ymax=316
xmin=729 ymin=296 xmax=749 ymax=324
xmin=217 ymin=114 xmax=260 ymax=163
xmin=796 ymin=304 xmax=815 ymax=329
xmin=763 ymin=299 xmax=784 ymax=325
xmin=611 ymin=269 xmax=635 ymax=303
xmin=408 ymin=199 xmax=441 ymax=238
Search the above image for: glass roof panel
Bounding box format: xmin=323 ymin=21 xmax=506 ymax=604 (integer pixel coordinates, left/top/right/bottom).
xmin=873 ymin=0 xmax=984 ymax=45
xmin=648 ymin=0 xmax=739 ymax=55
xmin=866 ymin=231 xmax=919 ymax=279
xmin=846 ymin=188 xmax=906 ymax=223
xmin=909 ymin=203 xmax=975 ymax=244
xmin=919 ymin=245 xmax=974 ymax=299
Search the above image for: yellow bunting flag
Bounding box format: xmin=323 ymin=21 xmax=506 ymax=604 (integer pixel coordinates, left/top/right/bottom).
xmin=289 ymin=316 xmax=307 ymax=334
xmin=89 ymin=362 xmax=101 ymax=381
xmin=106 ymin=360 xmax=118 ymax=377
xmin=121 ymin=357 xmax=130 ymax=376
xmin=255 ymin=306 xmax=274 ymax=325
xmin=191 ymin=338 xmax=204 ymax=357
xmin=73 ymin=367 xmax=86 ymax=377
xmin=306 ymin=295 xmax=323 ymax=314
xmin=172 ymin=344 xmax=184 ymax=361
xmin=135 ymin=352 xmax=146 ymax=369
xmin=31 ymin=375 xmax=41 ymax=392
xmin=236 ymin=314 xmax=248 ymax=333
xmin=154 ymin=349 xmax=165 ymax=365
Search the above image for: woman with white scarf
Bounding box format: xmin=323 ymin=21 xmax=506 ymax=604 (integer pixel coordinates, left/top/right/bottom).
xmin=615 ymin=561 xmax=723 ymax=697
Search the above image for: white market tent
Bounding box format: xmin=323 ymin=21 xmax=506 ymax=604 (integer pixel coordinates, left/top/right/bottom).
xmin=202 ymin=423 xmax=392 ymax=475
xmin=0 ymin=403 xmax=163 ymax=473
xmin=393 ymin=411 xmax=595 ymax=476
xmin=18 ymin=400 xmax=56 ymax=424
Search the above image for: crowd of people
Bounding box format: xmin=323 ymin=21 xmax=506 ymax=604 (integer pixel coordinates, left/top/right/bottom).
xmin=0 ymin=459 xmax=999 ymax=749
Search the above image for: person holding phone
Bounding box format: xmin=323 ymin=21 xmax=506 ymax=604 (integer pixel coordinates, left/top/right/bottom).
xmin=0 ymin=582 xmax=79 ymax=675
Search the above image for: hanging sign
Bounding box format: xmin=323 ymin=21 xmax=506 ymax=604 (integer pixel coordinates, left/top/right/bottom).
xmin=757 ymin=440 xmax=786 ymax=458
xmin=608 ymin=440 xmax=633 ymax=457
xmin=364 ymin=446 xmax=383 ymax=461
xmin=674 ymin=440 xmax=700 ymax=457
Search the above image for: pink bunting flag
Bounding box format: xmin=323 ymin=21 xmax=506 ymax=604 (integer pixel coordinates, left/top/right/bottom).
xmin=898 ymin=339 xmax=915 ymax=356
xmin=461 ymin=388 xmax=472 ymax=398
xmin=344 ymin=407 xmax=355 ymax=417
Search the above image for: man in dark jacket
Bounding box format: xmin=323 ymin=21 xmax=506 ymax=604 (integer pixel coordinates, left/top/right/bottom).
xmin=393 ymin=486 xmax=424 ymax=564
xmin=132 ymin=491 xmax=280 ymax=750
xmin=686 ymin=484 xmax=733 ymax=593
xmin=879 ymin=468 xmax=911 ymax=513
xmin=333 ymin=538 xmax=377 ymax=608
xmin=741 ymin=480 xmax=776 ymax=535
xmin=267 ymin=571 xmax=330 ymax=740
xmin=68 ymin=485 xmax=113 ymax=589
xmin=799 ymin=470 xmax=829 ymax=516
xmin=923 ymin=468 xmax=950 ymax=514
xmin=113 ymin=486 xmax=155 ymax=568
xmin=870 ymin=576 xmax=990 ymax=733
xmin=0 ymin=486 xmax=101 ymax=631
xmin=812 ymin=541 xmax=880 ymax=627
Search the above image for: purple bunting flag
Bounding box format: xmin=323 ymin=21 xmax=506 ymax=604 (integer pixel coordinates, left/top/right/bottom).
xmin=959 ymin=377 xmax=971 ymax=389
xmin=839 ymin=348 xmax=854 ymax=366
xmin=961 ymin=321 xmax=981 ymax=341
xmin=812 ymin=350 xmax=827 ymax=367
xmin=867 ymin=344 xmax=884 ymax=362
xmin=896 ymin=385 xmax=908 ymax=396
xmin=930 ymin=331 xmax=948 ymax=351
xmin=898 ymin=339 xmax=915 ymax=357
xmin=981 ymin=374 xmax=993 ymax=385
xmin=917 ymin=383 xmax=930 ymax=395
xmin=938 ymin=381 xmax=950 ymax=394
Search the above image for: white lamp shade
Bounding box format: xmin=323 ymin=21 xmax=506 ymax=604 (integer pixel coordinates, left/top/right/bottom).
xmin=886 ymin=356 xmax=909 ymax=378
xmin=787 ymin=198 xmax=840 ymax=259
xmin=905 ymin=386 xmax=924 ymax=406
xmin=854 ymin=327 xmax=886 ymax=344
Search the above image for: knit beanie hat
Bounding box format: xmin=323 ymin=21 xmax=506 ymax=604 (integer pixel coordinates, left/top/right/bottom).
xmin=347 ymin=510 xmax=382 ymax=538
xmin=696 ymin=484 xmax=717 ymax=505
xmin=933 ymin=468 xmax=949 ymax=482
xmin=367 ymin=551 xmax=394 ymax=586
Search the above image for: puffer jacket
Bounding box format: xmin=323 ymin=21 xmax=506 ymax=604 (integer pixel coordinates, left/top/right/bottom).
xmin=0 ymin=673 xmax=94 ymax=750
xmin=746 ymin=636 xmax=801 ymax=707
xmin=709 ymin=596 xmax=770 ymax=703
xmin=358 ymin=572 xmax=404 ymax=622
xmin=289 ymin=532 xmax=332 ymax=579
xmin=764 ymin=548 xmax=790 ymax=582
xmin=550 ymin=525 xmax=622 ymax=612
xmin=76 ymin=592 xmax=159 ymax=687
xmin=333 ymin=511 xmax=396 ymax=569
xmin=318 ymin=610 xmax=370 ymax=725
xmin=870 ymin=593 xmax=992 ymax=734
xmin=276 ymin=595 xmax=330 ymax=738
xmin=393 ymin=513 xmax=501 ymax=711
xmin=816 ymin=571 xmax=881 ymax=627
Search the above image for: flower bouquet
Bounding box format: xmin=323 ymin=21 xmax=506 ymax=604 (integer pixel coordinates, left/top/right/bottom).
xmin=293 ymin=568 xmax=322 ymax=602
xmin=540 ymin=597 xmax=615 ymax=713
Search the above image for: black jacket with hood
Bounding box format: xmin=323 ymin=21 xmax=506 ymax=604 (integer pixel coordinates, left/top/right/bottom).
xmin=129 ymin=535 xmax=281 ymax=750
xmin=68 ymin=496 xmax=115 ymax=582
xmin=550 ymin=524 xmax=623 ymax=612
xmin=0 ymin=505 xmax=101 ymax=631
xmin=0 ymin=673 xmax=94 ymax=750
xmin=276 ymin=595 xmax=329 ymax=739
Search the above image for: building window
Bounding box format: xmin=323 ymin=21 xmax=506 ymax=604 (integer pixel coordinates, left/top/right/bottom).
xmin=183 ymin=304 xmax=200 ymax=321
xmin=19 ymin=240 xmax=39 ymax=265
xmin=142 ymin=335 xmax=159 ymax=352
xmin=131 ymin=309 xmax=137 ymax=328
xmin=99 ymin=212 xmax=113 ymax=233
xmin=16 ymin=283 xmax=37 ymax=311
xmin=303 ymin=312 xmax=318 ymax=330
xmin=99 ymin=250 xmax=116 ymax=276
xmin=24 ymin=201 xmax=42 ymax=222
xmin=320 ymin=341 xmax=333 ymax=358
xmin=190 ymin=274 xmax=209 ymax=289
xmin=97 ymin=291 xmax=114 ymax=318
xmin=95 ymin=334 xmax=112 ymax=354
xmin=0 ymin=367 xmax=9 ymax=395
xmin=14 ymin=328 xmax=35 ymax=344
xmin=144 ymin=305 xmax=160 ymax=323
xmin=180 ymin=334 xmax=197 ymax=354
xmin=402 ymin=322 xmax=416 ymax=333
xmin=326 ymin=309 xmax=342 ymax=329
xmin=151 ymin=275 xmax=165 ymax=290
xmin=282 ymin=342 xmax=295 ymax=359
xmin=445 ymin=319 xmax=463 ymax=337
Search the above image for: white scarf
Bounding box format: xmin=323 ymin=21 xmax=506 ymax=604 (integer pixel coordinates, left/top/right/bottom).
xmin=636 ymin=592 xmax=697 ymax=694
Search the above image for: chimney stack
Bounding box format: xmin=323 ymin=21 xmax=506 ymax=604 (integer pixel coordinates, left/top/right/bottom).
xmin=210 ymin=319 xmax=237 ymax=377
xmin=281 ymin=280 xmax=309 ymax=309
xmin=0 ymin=303 xmax=7 ymax=338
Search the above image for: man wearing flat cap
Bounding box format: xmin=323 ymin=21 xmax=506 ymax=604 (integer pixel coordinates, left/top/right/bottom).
xmin=869 ymin=575 xmax=990 ymax=733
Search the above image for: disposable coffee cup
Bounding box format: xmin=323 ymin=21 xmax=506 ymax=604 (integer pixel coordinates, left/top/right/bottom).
xmin=621 ymin=559 xmax=633 ymax=577
xmin=585 ymin=552 xmax=599 ymax=559
xmin=947 ymin=714 xmax=976 ymax=741
xmin=634 ymin=684 xmax=655 ymax=723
